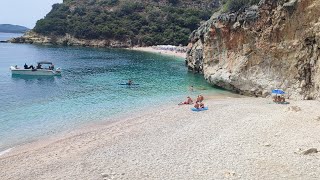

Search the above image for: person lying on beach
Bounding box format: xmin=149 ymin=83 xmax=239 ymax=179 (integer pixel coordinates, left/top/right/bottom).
xmin=273 ymin=95 xmax=287 ymax=103
xmin=179 ymin=96 xmax=193 ymax=105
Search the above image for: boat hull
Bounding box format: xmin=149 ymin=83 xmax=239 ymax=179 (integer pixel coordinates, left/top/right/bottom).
xmin=10 ymin=66 xmax=61 ymax=76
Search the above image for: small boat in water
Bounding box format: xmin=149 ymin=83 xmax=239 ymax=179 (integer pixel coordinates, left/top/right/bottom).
xmin=10 ymin=61 xmax=61 ymax=76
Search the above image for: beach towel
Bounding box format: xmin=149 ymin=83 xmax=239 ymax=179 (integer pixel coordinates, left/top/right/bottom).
xmin=275 ymin=101 xmax=290 ymax=104
xmin=191 ymin=107 xmax=208 ymax=111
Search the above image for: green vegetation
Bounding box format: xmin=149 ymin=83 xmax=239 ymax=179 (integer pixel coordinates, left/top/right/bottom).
xmin=222 ymin=0 xmax=260 ymax=12
xmin=34 ymin=0 xmax=216 ymax=46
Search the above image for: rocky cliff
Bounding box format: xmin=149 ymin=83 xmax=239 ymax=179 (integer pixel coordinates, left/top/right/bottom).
xmin=187 ymin=0 xmax=320 ymax=100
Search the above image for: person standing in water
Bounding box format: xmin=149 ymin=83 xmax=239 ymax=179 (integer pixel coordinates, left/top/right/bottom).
xmin=189 ymin=86 xmax=194 ymax=92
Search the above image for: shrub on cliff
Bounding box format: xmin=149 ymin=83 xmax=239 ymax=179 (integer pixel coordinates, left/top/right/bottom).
xmin=222 ymin=0 xmax=260 ymax=12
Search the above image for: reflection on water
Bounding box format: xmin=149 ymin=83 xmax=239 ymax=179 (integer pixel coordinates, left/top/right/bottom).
xmin=11 ymin=74 xmax=59 ymax=84
xmin=11 ymin=74 xmax=56 ymax=80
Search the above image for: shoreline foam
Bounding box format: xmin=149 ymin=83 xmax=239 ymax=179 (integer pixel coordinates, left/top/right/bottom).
xmin=0 ymin=148 xmax=12 ymax=157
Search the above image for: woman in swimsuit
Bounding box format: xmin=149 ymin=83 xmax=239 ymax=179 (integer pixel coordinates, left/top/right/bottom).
xmin=179 ymin=97 xmax=193 ymax=105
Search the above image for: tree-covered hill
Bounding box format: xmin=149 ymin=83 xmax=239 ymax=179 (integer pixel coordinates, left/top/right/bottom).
xmin=33 ymin=0 xmax=221 ymax=46
xmin=0 ymin=24 xmax=29 ymax=33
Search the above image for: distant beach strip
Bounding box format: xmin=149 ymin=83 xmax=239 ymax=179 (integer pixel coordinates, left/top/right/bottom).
xmin=130 ymin=45 xmax=187 ymax=59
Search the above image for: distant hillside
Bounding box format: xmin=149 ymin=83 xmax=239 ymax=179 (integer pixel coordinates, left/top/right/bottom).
xmin=33 ymin=0 xmax=221 ymax=46
xmin=0 ymin=24 xmax=29 ymax=33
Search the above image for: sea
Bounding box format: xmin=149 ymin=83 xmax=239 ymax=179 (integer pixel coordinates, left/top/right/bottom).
xmin=0 ymin=33 xmax=228 ymax=152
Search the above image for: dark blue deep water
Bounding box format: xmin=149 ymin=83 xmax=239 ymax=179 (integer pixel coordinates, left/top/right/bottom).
xmin=0 ymin=42 xmax=227 ymax=151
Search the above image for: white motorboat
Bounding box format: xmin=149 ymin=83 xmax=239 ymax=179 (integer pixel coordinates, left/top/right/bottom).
xmin=10 ymin=61 xmax=61 ymax=76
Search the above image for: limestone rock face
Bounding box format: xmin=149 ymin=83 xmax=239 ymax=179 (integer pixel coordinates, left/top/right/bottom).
xmin=187 ymin=0 xmax=320 ymax=99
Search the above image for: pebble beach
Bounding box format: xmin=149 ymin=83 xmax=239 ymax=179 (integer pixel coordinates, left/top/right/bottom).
xmin=1 ymin=97 xmax=320 ymax=179
xmin=130 ymin=46 xmax=187 ymax=59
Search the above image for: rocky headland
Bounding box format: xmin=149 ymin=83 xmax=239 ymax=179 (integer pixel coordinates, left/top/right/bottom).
xmin=9 ymin=31 xmax=132 ymax=48
xmin=187 ymin=0 xmax=320 ymax=100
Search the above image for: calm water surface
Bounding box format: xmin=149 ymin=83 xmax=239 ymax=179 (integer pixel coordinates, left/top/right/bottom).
xmin=0 ymin=43 xmax=227 ymax=151
xmin=0 ymin=32 xmax=23 ymax=41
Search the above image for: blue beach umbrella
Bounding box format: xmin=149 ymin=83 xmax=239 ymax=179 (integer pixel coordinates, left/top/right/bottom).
xmin=272 ymin=89 xmax=285 ymax=95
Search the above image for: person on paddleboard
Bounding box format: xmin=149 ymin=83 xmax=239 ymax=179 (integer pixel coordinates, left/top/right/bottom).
xmin=128 ymin=79 xmax=133 ymax=85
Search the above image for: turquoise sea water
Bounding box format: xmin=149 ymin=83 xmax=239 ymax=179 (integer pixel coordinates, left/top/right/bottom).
xmin=0 ymin=42 xmax=227 ymax=151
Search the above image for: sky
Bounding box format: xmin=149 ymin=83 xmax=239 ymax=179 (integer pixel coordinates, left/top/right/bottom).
xmin=0 ymin=0 xmax=63 ymax=29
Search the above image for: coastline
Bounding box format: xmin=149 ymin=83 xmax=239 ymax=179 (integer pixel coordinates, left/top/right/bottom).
xmin=130 ymin=46 xmax=187 ymax=59
xmin=2 ymin=44 xmax=320 ymax=179
xmin=1 ymin=97 xmax=320 ymax=179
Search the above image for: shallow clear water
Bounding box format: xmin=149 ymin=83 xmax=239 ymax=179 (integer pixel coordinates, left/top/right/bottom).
xmin=0 ymin=43 xmax=227 ymax=151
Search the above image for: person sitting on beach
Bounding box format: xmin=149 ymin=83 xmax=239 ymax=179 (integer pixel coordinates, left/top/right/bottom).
xmin=200 ymin=102 xmax=205 ymax=109
xmin=179 ymin=96 xmax=193 ymax=105
xmin=196 ymin=95 xmax=204 ymax=103
xmin=24 ymin=63 xmax=28 ymax=69
xmin=194 ymin=102 xmax=200 ymax=109
xmin=199 ymin=95 xmax=204 ymax=102
xmin=273 ymin=95 xmax=278 ymax=102
xmin=276 ymin=95 xmax=281 ymax=102
xmin=273 ymin=95 xmax=286 ymax=103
